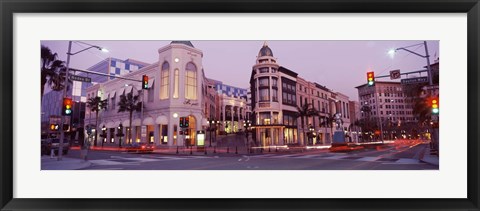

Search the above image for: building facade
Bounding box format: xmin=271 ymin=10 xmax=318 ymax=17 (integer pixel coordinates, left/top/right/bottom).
xmin=250 ymin=43 xmax=351 ymax=147
xmin=84 ymin=41 xmax=247 ymax=148
xmin=356 ymin=81 xmax=416 ymax=139
xmin=41 ymin=57 xmax=148 ymax=142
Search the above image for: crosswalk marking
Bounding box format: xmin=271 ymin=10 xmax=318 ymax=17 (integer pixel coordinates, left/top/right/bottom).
xmin=90 ymin=155 xmax=210 ymax=166
xmin=250 ymin=153 xmax=423 ymax=164
xmin=357 ymin=157 xmax=380 ymax=162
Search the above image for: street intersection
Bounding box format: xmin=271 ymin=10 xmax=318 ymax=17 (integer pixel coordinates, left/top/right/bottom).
xmin=47 ymin=141 xmax=438 ymax=170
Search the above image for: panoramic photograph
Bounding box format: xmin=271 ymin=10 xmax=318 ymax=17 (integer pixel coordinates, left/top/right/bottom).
xmin=40 ymin=40 xmax=440 ymax=170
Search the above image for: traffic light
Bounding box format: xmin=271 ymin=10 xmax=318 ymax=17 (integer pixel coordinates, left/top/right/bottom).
xmin=50 ymin=124 xmax=59 ymax=131
xmin=431 ymin=98 xmax=439 ymax=114
xmin=367 ymin=71 xmax=375 ymax=86
xmin=179 ymin=117 xmax=185 ymax=128
xmin=62 ymin=97 xmax=73 ymax=116
xmin=142 ymin=75 xmax=148 ymax=89
xmin=101 ymin=125 xmax=107 ymax=137
xmin=184 ymin=117 xmax=189 ymax=127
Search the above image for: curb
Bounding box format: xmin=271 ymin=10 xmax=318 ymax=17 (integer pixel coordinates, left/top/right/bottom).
xmin=76 ymin=161 xmax=93 ymax=170
xmin=418 ymin=145 xmax=439 ymax=166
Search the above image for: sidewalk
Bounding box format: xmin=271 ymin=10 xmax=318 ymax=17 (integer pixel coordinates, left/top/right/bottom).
xmin=419 ymin=146 xmax=439 ymax=166
xmin=41 ymin=156 xmax=92 ymax=170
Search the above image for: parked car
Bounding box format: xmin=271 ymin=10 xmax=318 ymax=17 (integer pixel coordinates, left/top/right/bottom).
xmin=125 ymin=142 xmax=155 ymax=153
xmin=41 ymin=138 xmax=70 ymax=155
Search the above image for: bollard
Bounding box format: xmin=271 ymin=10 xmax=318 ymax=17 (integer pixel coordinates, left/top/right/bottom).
xmin=50 ymin=149 xmax=55 ymax=159
xmin=269 ymin=147 xmax=271 ymax=152
xmin=260 ymin=148 xmax=263 ymax=153
xmin=227 ymin=147 xmax=230 ymax=153
xmin=214 ymin=147 xmax=216 ymax=154
xmin=235 ymin=146 xmax=238 ymax=154
xmin=205 ymin=147 xmax=207 ymax=155
xmin=275 ymin=147 xmax=278 ymax=152
xmin=190 ymin=147 xmax=193 ymax=155
xmin=176 ymin=146 xmax=179 ymax=154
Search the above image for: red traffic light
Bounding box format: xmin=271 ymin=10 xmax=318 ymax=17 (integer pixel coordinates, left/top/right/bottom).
xmin=179 ymin=117 xmax=185 ymax=127
xmin=142 ymin=75 xmax=149 ymax=89
xmin=431 ymin=97 xmax=439 ymax=114
xmin=367 ymin=71 xmax=375 ymax=86
xmin=63 ymin=97 xmax=73 ymax=116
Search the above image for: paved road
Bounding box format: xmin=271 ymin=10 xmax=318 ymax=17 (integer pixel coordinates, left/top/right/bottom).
xmin=64 ymin=142 xmax=437 ymax=170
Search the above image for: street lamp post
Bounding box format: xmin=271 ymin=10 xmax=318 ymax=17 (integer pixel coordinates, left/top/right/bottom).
xmin=389 ymin=41 xmax=434 ymax=86
xmin=244 ymin=120 xmax=251 ymax=147
xmin=101 ymin=125 xmax=106 ymax=147
xmin=58 ymin=41 xmax=108 ymax=161
xmin=208 ymin=119 xmax=214 ymax=147
xmin=117 ymin=123 xmax=123 ymax=148
xmin=308 ymin=124 xmax=314 ymax=145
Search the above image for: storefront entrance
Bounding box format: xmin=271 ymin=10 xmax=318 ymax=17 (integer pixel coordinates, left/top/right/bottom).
xmin=185 ymin=115 xmax=196 ymax=146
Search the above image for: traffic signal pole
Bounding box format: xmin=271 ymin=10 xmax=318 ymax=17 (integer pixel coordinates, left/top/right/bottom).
xmin=58 ymin=41 xmax=72 ymax=161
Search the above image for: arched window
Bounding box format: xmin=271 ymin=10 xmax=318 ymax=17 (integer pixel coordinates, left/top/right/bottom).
xmin=173 ymin=69 xmax=179 ymax=98
xmin=185 ymin=62 xmax=197 ymax=100
xmin=160 ymin=62 xmax=169 ymax=99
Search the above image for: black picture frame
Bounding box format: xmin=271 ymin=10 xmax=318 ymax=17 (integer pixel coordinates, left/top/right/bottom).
xmin=1 ymin=0 xmax=479 ymax=210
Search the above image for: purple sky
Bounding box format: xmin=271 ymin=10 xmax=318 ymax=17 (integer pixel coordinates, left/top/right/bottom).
xmin=41 ymin=40 xmax=439 ymax=101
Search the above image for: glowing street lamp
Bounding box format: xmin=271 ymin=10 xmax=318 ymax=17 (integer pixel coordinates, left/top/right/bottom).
xmin=388 ymin=41 xmax=434 ymax=86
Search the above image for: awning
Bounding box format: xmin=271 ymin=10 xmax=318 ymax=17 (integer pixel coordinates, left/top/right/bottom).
xmin=148 ymin=79 xmax=155 ymax=87
xmin=118 ymin=88 xmax=125 ymax=96
xmin=122 ymin=120 xmax=130 ymax=127
xmin=106 ymin=122 xmax=115 ymax=128
xmin=202 ymin=119 xmax=209 ymax=127
xmin=114 ymin=121 xmax=122 ymax=127
xmin=125 ymin=86 xmax=133 ymax=94
xmin=155 ymin=115 xmax=168 ymax=125
xmin=143 ymin=117 xmax=154 ymax=125
xmin=101 ymin=93 xmax=108 ymax=100
xmin=132 ymin=119 xmax=142 ymax=126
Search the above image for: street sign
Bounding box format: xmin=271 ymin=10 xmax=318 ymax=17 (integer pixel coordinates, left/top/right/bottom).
xmin=69 ymin=75 xmax=92 ymax=83
xmin=401 ymin=77 xmax=428 ymax=85
xmin=390 ymin=69 xmax=401 ymax=79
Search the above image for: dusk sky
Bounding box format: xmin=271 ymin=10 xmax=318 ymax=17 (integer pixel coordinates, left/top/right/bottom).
xmin=41 ymin=40 xmax=439 ymax=101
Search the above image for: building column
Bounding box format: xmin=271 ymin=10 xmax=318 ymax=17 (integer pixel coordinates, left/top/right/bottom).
xmin=237 ymin=106 xmax=241 ymax=131
xmin=270 ymin=127 xmax=274 ymax=146
xmin=222 ymin=105 xmax=226 ymax=131
xmin=279 ymin=128 xmax=284 ymax=146
xmin=122 ymin=126 xmax=127 ymax=145
xmin=167 ymin=123 xmax=174 ymax=146
xmin=106 ymin=128 xmax=111 ymax=146
xmin=154 ymin=124 xmax=160 ymax=146
xmin=131 ymin=126 xmax=137 ymax=143
xmin=230 ymin=106 xmax=234 ymax=132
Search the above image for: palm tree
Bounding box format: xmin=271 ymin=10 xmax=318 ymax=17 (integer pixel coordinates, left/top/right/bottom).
xmin=320 ymin=113 xmax=335 ymax=144
xmin=41 ymin=45 xmax=65 ymax=101
xmin=307 ymin=107 xmax=320 ymax=144
xmin=296 ymin=103 xmax=316 ymax=146
xmin=117 ymin=91 xmax=142 ymax=145
xmin=86 ymin=96 xmax=108 ymax=147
